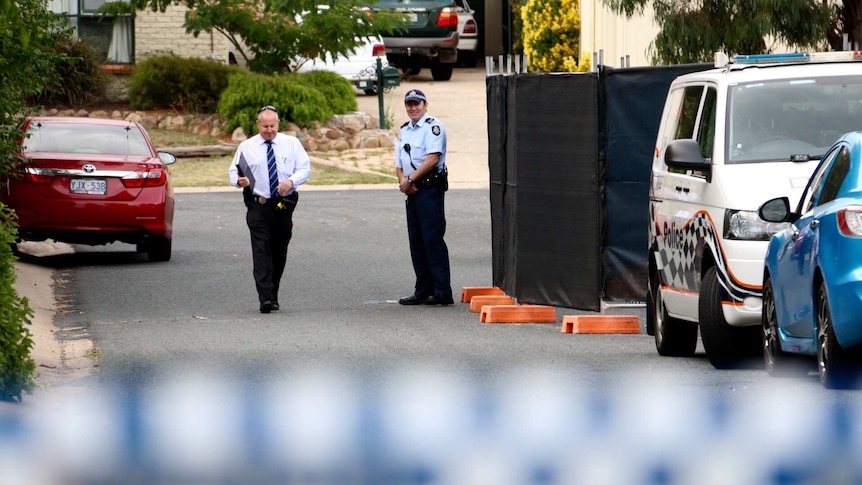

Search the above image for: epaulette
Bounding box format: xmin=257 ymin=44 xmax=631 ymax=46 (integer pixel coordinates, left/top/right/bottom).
xmin=424 ymin=117 xmax=435 ymax=123
xmin=401 ymin=121 xmax=409 ymax=128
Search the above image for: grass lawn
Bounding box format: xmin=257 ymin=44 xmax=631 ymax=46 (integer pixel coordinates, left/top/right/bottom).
xmin=148 ymin=128 xmax=395 ymax=188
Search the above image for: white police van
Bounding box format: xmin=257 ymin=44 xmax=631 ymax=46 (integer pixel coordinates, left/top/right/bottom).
xmin=647 ymin=51 xmax=862 ymax=368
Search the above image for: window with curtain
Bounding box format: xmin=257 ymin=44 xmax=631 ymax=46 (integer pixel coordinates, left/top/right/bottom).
xmin=49 ymin=0 xmax=133 ymax=64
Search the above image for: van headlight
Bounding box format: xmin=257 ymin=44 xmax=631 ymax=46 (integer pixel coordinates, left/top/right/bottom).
xmin=724 ymin=209 xmax=789 ymax=241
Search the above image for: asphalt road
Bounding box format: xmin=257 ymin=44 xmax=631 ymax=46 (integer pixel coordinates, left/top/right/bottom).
xmin=43 ymin=189 xmax=654 ymax=381
xmin=30 ymin=188 xmax=838 ymax=395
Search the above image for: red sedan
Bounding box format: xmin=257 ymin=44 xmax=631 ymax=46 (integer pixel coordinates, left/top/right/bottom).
xmin=3 ymin=117 xmax=176 ymax=261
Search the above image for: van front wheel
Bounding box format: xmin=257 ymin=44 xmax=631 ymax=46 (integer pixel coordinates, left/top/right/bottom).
xmin=699 ymin=267 xmax=761 ymax=369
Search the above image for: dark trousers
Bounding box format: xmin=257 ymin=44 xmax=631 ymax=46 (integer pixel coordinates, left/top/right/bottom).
xmin=405 ymin=185 xmax=452 ymax=298
xmin=246 ymin=195 xmax=297 ymax=304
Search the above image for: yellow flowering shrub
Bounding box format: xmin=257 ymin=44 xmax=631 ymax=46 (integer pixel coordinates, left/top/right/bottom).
xmin=521 ymin=0 xmax=586 ymax=72
xmin=562 ymin=52 xmax=591 ymax=73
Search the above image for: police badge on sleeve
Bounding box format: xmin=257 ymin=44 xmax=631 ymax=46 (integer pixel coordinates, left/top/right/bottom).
xmin=432 ymin=125 xmax=441 ymax=136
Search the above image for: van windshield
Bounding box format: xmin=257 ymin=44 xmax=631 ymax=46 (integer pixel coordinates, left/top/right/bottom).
xmin=727 ymin=75 xmax=862 ymax=164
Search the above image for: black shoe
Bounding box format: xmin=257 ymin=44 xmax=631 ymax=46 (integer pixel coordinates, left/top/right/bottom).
xmin=399 ymin=294 xmax=428 ymax=305
xmin=260 ymin=300 xmax=274 ymax=313
xmin=272 ymin=302 xmax=280 ymax=311
xmin=426 ymin=295 xmax=454 ymax=306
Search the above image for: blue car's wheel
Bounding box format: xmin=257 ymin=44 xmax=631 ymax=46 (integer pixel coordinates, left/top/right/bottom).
xmin=817 ymin=282 xmax=859 ymax=389
xmin=762 ymin=276 xmax=810 ymax=377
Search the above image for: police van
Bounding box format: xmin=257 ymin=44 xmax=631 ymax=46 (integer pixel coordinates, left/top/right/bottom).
xmin=647 ymin=51 xmax=862 ymax=368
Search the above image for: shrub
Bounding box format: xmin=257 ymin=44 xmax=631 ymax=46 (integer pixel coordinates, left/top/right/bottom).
xmin=521 ymin=0 xmax=584 ymax=72
xmin=129 ymin=54 xmax=242 ymax=113
xmin=562 ymin=52 xmax=592 ymax=73
xmin=218 ymin=70 xmax=358 ymax=133
xmin=279 ymin=82 xmax=329 ymax=128
xmin=27 ymin=34 xmax=110 ymax=109
xmin=293 ymin=70 xmax=357 ymax=116
xmin=1 ymin=0 xmax=54 ymax=403
xmin=0 ymin=204 xmax=36 ymax=402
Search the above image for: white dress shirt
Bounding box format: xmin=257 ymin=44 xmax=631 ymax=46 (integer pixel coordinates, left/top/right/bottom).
xmin=228 ymin=133 xmax=311 ymax=198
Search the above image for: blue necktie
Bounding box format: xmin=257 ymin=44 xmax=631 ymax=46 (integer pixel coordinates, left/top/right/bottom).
xmin=265 ymin=140 xmax=278 ymax=197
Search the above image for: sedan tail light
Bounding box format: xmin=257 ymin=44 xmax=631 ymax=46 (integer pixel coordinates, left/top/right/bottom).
xmin=372 ymin=43 xmax=386 ymax=57
xmin=463 ymin=19 xmax=477 ymax=35
xmin=837 ymin=206 xmax=862 ymax=236
xmin=122 ymin=168 xmax=167 ymax=188
xmin=437 ymin=7 xmax=459 ymax=28
xmin=24 ymin=167 xmax=53 ymax=185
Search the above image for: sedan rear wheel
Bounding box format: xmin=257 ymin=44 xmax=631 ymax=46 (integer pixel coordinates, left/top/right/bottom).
xmin=817 ymin=282 xmax=859 ymax=389
xmin=762 ymin=277 xmax=810 ymax=377
xmin=146 ymin=236 xmax=172 ymax=262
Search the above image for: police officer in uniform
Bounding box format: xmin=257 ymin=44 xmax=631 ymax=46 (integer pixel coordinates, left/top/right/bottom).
xmin=228 ymin=105 xmax=311 ymax=313
xmin=396 ymin=90 xmax=453 ymax=306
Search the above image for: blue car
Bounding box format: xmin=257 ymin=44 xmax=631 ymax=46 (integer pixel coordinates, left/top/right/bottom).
xmin=759 ymin=131 xmax=862 ymax=388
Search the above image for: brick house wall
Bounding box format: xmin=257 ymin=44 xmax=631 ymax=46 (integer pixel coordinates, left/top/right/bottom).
xmin=135 ymin=5 xmax=235 ymax=63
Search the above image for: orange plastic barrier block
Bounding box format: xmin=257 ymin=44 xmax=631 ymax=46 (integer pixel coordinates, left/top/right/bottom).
xmin=561 ymin=315 xmax=641 ymax=334
xmin=461 ymin=286 xmax=506 ymax=303
xmin=481 ymin=305 xmax=557 ymax=324
xmin=469 ymin=295 xmax=516 ymax=313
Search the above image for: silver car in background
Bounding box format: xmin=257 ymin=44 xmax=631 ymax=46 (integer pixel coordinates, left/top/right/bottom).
xmin=293 ymin=36 xmax=391 ymax=95
xmin=456 ymin=0 xmax=478 ymax=67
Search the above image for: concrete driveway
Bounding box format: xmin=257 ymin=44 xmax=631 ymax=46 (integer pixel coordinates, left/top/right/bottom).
xmin=355 ymin=66 xmax=489 ymax=188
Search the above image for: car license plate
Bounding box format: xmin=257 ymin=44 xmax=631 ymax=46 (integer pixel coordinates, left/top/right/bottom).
xmin=407 ymin=12 xmax=418 ymax=22
xmin=70 ymin=178 xmax=107 ymax=195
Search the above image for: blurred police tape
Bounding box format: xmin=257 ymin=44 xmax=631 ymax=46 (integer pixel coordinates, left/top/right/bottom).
xmin=2 ymin=365 xmax=861 ymax=485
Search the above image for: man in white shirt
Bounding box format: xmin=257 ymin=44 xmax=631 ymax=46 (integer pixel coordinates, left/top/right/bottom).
xmin=228 ymin=105 xmax=311 ymax=313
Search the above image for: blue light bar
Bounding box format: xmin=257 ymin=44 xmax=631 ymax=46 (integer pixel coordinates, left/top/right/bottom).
xmin=733 ymin=53 xmax=810 ymax=64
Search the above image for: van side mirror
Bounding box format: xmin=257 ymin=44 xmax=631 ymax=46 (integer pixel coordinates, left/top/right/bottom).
xmin=665 ymin=139 xmax=709 ymax=170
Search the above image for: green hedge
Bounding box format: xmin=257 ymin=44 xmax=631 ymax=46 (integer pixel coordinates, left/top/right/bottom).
xmin=218 ymin=70 xmax=358 ymax=133
xmin=129 ymin=54 xmax=243 ymax=113
xmin=27 ymin=35 xmax=110 ymax=109
xmin=128 ymin=55 xmax=359 ymax=131
xmin=0 ymin=204 xmax=35 ymax=402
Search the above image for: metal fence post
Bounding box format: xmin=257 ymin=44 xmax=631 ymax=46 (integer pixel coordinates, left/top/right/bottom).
xmin=376 ymin=58 xmax=385 ymax=129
